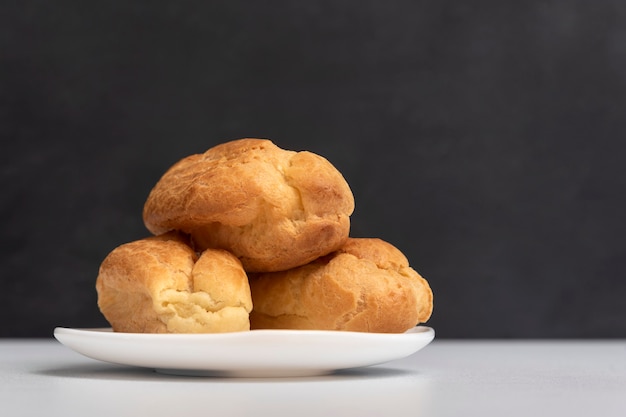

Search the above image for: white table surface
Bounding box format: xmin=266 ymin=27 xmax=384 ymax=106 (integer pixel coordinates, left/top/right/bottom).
xmin=1 ymin=338 xmax=625 ymax=417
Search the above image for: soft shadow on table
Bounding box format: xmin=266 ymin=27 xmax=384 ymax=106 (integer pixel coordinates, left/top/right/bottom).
xmin=34 ymin=363 xmax=415 ymax=383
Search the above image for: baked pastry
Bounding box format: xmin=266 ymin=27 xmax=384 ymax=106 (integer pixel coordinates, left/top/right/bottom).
xmin=249 ymin=238 xmax=433 ymax=333
xmin=142 ymin=138 xmax=355 ymax=272
xmin=96 ymin=232 xmax=253 ymax=333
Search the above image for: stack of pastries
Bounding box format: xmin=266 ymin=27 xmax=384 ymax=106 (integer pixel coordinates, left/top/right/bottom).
xmin=96 ymin=138 xmax=433 ymax=334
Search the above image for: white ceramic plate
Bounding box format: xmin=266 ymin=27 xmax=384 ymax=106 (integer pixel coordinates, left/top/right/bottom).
xmin=54 ymin=326 xmax=434 ymax=377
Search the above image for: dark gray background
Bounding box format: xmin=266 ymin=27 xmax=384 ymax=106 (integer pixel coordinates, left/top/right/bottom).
xmin=2 ymin=1 xmax=625 ymax=338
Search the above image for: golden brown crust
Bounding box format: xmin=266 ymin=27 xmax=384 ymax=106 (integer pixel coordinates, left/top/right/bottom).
xmin=142 ymin=138 xmax=355 ymax=272
xmin=249 ymin=238 xmax=433 ymax=333
xmin=95 ymin=232 xmax=253 ymax=333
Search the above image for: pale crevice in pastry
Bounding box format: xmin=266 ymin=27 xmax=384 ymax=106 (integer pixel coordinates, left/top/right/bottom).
xmin=337 ymin=292 xmax=368 ymax=330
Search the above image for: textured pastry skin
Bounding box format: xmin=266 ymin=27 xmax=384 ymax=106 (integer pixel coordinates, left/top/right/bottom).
xmin=249 ymin=238 xmax=433 ymax=333
xmin=95 ymin=232 xmax=253 ymax=333
xmin=142 ymin=138 xmax=355 ymax=272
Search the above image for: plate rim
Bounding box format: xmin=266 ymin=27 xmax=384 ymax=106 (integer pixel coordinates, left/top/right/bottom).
xmin=54 ymin=325 xmax=434 ymax=338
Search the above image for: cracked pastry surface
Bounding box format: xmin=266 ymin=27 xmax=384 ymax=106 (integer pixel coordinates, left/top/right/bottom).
xmin=142 ymin=138 xmax=355 ymax=272
xmin=248 ymin=238 xmax=433 ymax=333
xmin=95 ymin=232 xmax=252 ymax=333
